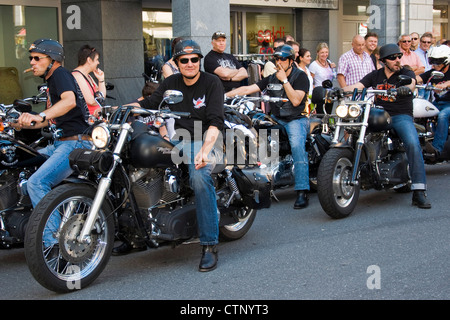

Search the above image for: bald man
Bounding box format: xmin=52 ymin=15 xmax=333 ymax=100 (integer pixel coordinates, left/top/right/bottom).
xmin=337 ymin=34 xmax=375 ymax=87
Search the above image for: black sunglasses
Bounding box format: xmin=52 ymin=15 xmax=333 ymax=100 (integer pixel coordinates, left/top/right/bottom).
xmin=29 ymin=55 xmax=50 ymax=62
xmin=385 ymin=53 xmax=403 ymax=61
xmin=401 ymin=40 xmax=411 ymax=43
xmin=274 ymin=56 xmax=289 ymax=61
xmin=179 ymin=57 xmax=200 ymax=64
xmin=411 ymin=37 xmax=418 ymax=40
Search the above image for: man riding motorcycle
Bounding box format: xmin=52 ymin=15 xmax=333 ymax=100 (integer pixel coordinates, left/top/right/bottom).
xmin=343 ymin=43 xmax=431 ymax=209
xmin=416 ymin=45 xmax=450 ymax=157
xmin=137 ymin=39 xmax=224 ymax=272
xmin=226 ymin=45 xmax=311 ymax=209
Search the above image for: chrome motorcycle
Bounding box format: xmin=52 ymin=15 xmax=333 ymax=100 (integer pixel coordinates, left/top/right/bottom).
xmin=413 ymin=70 xmax=450 ymax=163
xmin=226 ymin=95 xmax=333 ymax=196
xmin=24 ymin=90 xmax=271 ymax=293
xmin=316 ymin=85 xmax=411 ymax=219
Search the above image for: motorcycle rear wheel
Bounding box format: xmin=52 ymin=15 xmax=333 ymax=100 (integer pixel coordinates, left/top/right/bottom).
xmin=317 ymin=148 xmax=360 ymax=219
xmin=219 ymin=207 xmax=257 ymax=241
xmin=24 ymin=184 xmax=114 ymax=293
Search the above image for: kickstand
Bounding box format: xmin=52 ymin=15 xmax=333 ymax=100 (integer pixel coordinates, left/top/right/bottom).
xmin=271 ymin=190 xmax=280 ymax=202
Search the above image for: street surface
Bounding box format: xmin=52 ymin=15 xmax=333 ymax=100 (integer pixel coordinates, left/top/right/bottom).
xmin=1 ymin=162 xmax=450 ymax=303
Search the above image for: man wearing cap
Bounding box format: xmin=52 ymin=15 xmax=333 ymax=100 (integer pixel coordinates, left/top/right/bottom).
xmin=342 ymin=43 xmax=431 ymax=209
xmin=138 ymin=39 xmax=224 ymax=272
xmin=17 ymin=39 xmax=91 ymax=210
xmin=204 ymin=31 xmax=248 ymax=92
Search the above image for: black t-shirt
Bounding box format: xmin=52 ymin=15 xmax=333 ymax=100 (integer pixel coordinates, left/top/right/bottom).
xmin=204 ymin=50 xmax=244 ymax=92
xmin=47 ymin=66 xmax=90 ymax=137
xmin=359 ymin=67 xmax=416 ymax=117
xmin=256 ymin=67 xmax=310 ymax=121
xmin=419 ymin=68 xmax=450 ymax=102
xmin=139 ymin=72 xmax=224 ymax=138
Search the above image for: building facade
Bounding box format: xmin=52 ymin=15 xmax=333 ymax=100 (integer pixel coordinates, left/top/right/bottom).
xmin=0 ymin=0 xmax=448 ymax=104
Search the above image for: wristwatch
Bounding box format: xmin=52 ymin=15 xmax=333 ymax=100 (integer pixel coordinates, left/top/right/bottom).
xmin=282 ymin=79 xmax=288 ymax=84
xmin=39 ymin=112 xmax=46 ymax=122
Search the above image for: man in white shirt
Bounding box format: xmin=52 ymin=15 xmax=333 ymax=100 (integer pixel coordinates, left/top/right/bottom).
xmin=415 ymin=32 xmax=433 ymax=72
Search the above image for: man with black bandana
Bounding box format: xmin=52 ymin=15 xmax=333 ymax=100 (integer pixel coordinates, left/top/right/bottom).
xmin=343 ymin=43 xmax=431 ymax=209
xmin=137 ymin=39 xmax=224 ymax=272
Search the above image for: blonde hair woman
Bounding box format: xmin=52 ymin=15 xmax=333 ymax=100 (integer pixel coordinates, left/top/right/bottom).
xmin=308 ymin=42 xmax=335 ymax=87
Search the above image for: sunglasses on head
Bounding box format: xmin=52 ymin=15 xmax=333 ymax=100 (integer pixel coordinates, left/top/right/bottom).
xmin=179 ymin=57 xmax=200 ymax=64
xmin=29 ymin=55 xmax=50 ymax=62
xmin=385 ymin=53 xmax=403 ymax=61
xmin=274 ymin=56 xmax=289 ymax=61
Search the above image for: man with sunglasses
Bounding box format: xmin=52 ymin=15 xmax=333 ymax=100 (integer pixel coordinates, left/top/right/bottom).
xmin=415 ymin=32 xmax=433 ymax=72
xmin=204 ymin=31 xmax=248 ymax=93
xmin=399 ymin=34 xmax=425 ymax=75
xmin=343 ymin=43 xmax=431 ymax=209
xmin=138 ymin=39 xmax=224 ymax=272
xmin=410 ymin=32 xmax=420 ymax=51
xmin=417 ymin=45 xmax=450 ymax=159
xmin=17 ymin=39 xmax=91 ymax=212
xmin=226 ymin=45 xmax=311 ymax=210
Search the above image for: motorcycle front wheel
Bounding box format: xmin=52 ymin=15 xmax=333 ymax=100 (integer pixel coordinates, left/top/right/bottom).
xmin=317 ymin=148 xmax=360 ymax=219
xmin=24 ymin=184 xmax=115 ymax=293
xmin=219 ymin=207 xmax=257 ymax=241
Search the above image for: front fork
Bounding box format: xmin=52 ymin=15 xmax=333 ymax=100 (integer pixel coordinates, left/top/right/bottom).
xmin=77 ymin=123 xmax=132 ymax=244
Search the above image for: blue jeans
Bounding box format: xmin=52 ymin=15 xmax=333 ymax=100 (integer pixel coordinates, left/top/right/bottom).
xmin=27 ymin=138 xmax=92 ymax=247
xmin=272 ymin=116 xmax=310 ymax=191
xmin=390 ymin=114 xmax=427 ymax=190
xmin=174 ymin=140 xmax=221 ymax=245
xmin=431 ymin=101 xmax=450 ymax=152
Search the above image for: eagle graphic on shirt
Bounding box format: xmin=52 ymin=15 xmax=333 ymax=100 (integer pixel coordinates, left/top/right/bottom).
xmin=193 ymin=95 xmax=206 ymax=109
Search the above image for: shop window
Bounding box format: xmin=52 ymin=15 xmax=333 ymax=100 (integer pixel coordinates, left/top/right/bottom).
xmin=433 ymin=5 xmax=448 ymax=43
xmin=0 ymin=5 xmax=58 ymax=103
xmin=142 ymin=10 xmax=173 ymax=81
xmin=245 ymin=12 xmax=293 ymax=55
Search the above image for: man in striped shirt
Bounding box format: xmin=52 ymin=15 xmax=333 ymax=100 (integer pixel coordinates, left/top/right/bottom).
xmin=337 ymin=34 xmax=375 ymax=87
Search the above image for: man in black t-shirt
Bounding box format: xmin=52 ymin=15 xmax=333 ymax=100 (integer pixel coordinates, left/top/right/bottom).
xmin=204 ymin=31 xmax=248 ymax=92
xmin=226 ymin=45 xmax=311 ymax=210
xmin=17 ymin=39 xmax=91 ymax=210
xmin=139 ymin=40 xmax=224 ymax=272
xmin=343 ymin=43 xmax=430 ymax=209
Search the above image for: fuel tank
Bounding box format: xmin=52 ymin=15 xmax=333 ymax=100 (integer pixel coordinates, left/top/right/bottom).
xmin=129 ymin=131 xmax=175 ymax=168
xmin=413 ymin=98 xmax=439 ymax=118
xmin=0 ymin=133 xmax=45 ymax=170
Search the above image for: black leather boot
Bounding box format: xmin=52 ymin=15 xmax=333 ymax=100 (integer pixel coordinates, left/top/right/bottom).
xmin=294 ymin=190 xmax=308 ymax=209
xmin=199 ymin=245 xmax=218 ymax=272
xmin=412 ymin=190 xmax=431 ymax=209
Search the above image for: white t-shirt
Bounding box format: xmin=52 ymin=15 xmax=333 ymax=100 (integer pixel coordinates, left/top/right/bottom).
xmin=309 ymin=60 xmax=334 ymax=87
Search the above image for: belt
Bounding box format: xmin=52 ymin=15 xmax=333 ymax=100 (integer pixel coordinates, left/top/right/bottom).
xmin=58 ymin=134 xmax=92 ymax=141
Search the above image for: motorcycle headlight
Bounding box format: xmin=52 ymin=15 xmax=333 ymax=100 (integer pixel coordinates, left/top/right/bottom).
xmin=91 ymin=123 xmax=110 ymax=149
xmin=336 ymin=104 xmax=348 ymax=118
xmin=348 ymin=105 xmax=361 ymax=118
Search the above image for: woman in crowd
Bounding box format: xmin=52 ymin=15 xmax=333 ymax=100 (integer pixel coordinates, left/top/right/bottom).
xmin=309 ymin=42 xmax=335 ymax=88
xmin=161 ymin=37 xmax=183 ymax=79
xmin=72 ymin=45 xmax=106 ymax=114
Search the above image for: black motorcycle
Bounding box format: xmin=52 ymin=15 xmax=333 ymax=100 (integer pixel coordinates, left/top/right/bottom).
xmin=24 ymin=90 xmax=271 ymax=293
xmin=227 ymin=95 xmax=333 ymax=196
xmin=316 ymin=84 xmax=412 ymax=219
xmin=413 ymin=70 xmax=450 ymax=163
xmin=0 ymin=92 xmax=56 ymax=248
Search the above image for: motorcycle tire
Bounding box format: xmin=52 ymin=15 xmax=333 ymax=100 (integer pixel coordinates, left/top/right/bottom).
xmin=317 ymin=148 xmax=360 ymax=219
xmin=24 ymin=183 xmax=115 ymax=293
xmin=219 ymin=207 xmax=257 ymax=241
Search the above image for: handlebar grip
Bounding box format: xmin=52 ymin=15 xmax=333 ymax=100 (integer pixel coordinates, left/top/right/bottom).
xmin=170 ymin=111 xmax=191 ymax=118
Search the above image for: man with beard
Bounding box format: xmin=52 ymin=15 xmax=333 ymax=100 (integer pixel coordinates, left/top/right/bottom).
xmin=343 ymin=44 xmax=431 ymax=209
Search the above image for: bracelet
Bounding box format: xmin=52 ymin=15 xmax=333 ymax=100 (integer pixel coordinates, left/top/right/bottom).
xmin=99 ymin=80 xmax=105 ymax=83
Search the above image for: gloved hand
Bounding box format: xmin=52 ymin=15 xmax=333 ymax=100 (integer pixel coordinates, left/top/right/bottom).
xmin=396 ymin=86 xmax=412 ymax=97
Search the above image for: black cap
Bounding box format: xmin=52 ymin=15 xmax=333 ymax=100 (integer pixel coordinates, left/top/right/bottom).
xmin=212 ymin=31 xmax=226 ymax=40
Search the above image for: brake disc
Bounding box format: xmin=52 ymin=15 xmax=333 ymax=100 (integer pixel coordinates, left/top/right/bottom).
xmin=58 ymin=214 xmax=98 ymax=264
